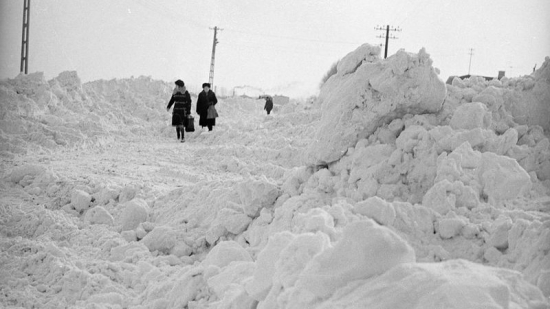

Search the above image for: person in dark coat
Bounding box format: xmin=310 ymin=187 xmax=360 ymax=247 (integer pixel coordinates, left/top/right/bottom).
xmin=167 ymin=79 xmax=192 ymax=142
xmin=196 ymin=83 xmax=218 ymax=132
xmin=263 ymin=95 xmax=273 ymax=115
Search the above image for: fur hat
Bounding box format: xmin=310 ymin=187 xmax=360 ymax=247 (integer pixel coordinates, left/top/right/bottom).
xmin=175 ymin=80 xmax=184 ymax=87
xmin=202 ymin=83 xmax=211 ymax=88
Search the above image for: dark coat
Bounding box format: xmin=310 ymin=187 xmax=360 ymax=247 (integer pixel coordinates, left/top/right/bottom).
xmin=264 ymin=97 xmax=273 ymax=112
xmin=167 ymin=91 xmax=192 ymax=126
xmin=196 ymin=90 xmax=218 ymax=127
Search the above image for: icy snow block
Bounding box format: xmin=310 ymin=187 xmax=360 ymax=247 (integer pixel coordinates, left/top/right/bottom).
xmin=202 ymin=241 xmax=252 ymax=269
xmin=141 ymin=225 xmax=176 ymax=253
xmin=436 ymin=142 xmax=531 ymax=205
xmin=120 ymin=198 xmax=149 ymax=231
xmin=438 ymin=217 xmax=467 ymax=239
xmin=295 ymin=220 xmax=415 ymax=298
xmin=353 ymin=196 xmax=396 ymax=226
xmin=487 ymin=217 xmax=513 ymax=250
xmin=449 ymin=102 xmax=490 ymax=130
xmin=538 ymin=269 xmax=550 ymax=298
xmin=84 ymin=206 xmax=114 ymax=226
xmin=503 ymin=57 xmax=550 ymax=131
xmin=86 ymin=292 xmax=124 ymax=307
xmin=71 ymin=189 xmax=92 ymax=211
xmin=219 ymin=208 xmax=252 ymax=235
xmin=306 ymin=259 xmax=549 ymax=309
xmin=119 ymin=185 xmax=137 ymax=203
xmin=238 ymin=177 xmax=280 ymax=217
xmin=171 ymin=242 xmax=192 ymax=257
xmin=246 ymin=232 xmax=295 ymax=301
xmin=93 ymin=187 xmax=120 ymax=205
xmin=479 ymin=151 xmax=531 ymax=204
xmin=7 ymin=164 xmax=47 ymax=184
xmin=207 ymin=261 xmax=255 ymax=298
xmin=307 ymin=45 xmax=446 ymax=165
xmin=274 ymin=232 xmax=329 ymax=289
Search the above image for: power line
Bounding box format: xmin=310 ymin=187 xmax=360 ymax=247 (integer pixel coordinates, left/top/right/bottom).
xmin=224 ymin=28 xmax=363 ymax=46
xmin=134 ymin=0 xmax=209 ymax=31
xmin=222 ymin=41 xmax=347 ymax=57
xmin=394 ymin=0 xmax=434 ymax=27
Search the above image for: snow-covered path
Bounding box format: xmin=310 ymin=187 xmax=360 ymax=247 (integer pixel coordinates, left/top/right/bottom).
xmin=0 ymin=95 xmax=319 ymax=308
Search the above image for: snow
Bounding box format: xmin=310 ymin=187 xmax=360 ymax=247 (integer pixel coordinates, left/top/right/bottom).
xmin=119 ymin=198 xmax=150 ymax=232
xmin=294 ymin=220 xmax=415 ymax=299
xmin=307 ymin=44 xmax=447 ymax=165
xmin=1 ymin=46 xmax=550 ymax=308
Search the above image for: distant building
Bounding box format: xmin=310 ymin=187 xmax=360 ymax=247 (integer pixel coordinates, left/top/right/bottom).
xmin=233 ymin=86 xmax=264 ymax=98
xmin=273 ymin=95 xmax=289 ymax=105
xmin=446 ymin=71 xmax=506 ymax=85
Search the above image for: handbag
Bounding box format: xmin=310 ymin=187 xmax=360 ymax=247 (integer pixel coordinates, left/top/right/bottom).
xmin=185 ymin=115 xmax=195 ymax=132
xmin=207 ymin=105 xmax=218 ymax=119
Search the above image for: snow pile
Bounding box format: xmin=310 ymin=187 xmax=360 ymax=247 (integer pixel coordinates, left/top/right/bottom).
xmin=307 ymin=44 xmax=447 ymax=165
xmin=1 ymin=43 xmax=549 ymax=308
xmin=450 ymin=57 xmax=550 ymax=132
xmin=0 ymin=72 xmax=175 ymax=157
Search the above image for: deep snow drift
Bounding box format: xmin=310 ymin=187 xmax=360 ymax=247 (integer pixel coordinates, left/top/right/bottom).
xmin=1 ymin=44 xmax=549 ymax=309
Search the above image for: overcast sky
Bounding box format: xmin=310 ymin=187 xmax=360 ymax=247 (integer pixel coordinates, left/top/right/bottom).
xmin=1 ymin=0 xmax=549 ymax=96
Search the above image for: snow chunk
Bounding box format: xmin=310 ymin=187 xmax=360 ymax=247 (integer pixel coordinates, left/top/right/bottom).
xmin=206 ymin=206 xmax=253 ymax=245
xmin=246 ymin=232 xmax=296 ymax=301
xmin=487 ymin=216 xmax=513 ymax=250
xmin=93 ymin=186 xmax=120 ymax=205
xmin=449 ymin=102 xmax=491 ymax=130
xmin=307 ymin=46 xmax=446 ymax=164
xmin=353 ymin=196 xmax=396 ymax=226
xmin=238 ymin=176 xmax=280 ymax=217
xmin=336 ymin=43 xmax=381 ymax=75
xmin=203 ymin=241 xmax=252 ymax=269
xmin=480 ymin=151 xmax=531 ymax=204
xmin=7 ymin=164 xmax=47 ymax=184
xmin=141 ymin=225 xmax=176 ymax=254
xmin=71 ymin=189 xmax=92 ymax=212
xmin=120 ymin=198 xmax=150 ymax=231
xmin=295 ymin=220 xmax=415 ymax=298
xmin=84 ymin=206 xmax=114 ymax=226
xmin=311 ymin=259 xmax=548 ymax=309
xmin=438 ymin=216 xmax=467 ymax=239
xmin=207 ymin=261 xmax=255 ymax=299
xmin=217 ymin=208 xmax=252 ymax=235
xmin=86 ymin=292 xmax=124 ymax=307
xmin=503 ymin=57 xmax=550 ymax=131
xmin=430 ymin=142 xmax=531 ymax=207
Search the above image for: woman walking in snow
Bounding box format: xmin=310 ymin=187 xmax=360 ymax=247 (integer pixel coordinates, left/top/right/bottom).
xmin=263 ymin=95 xmax=274 ymax=115
xmin=196 ymin=83 xmax=218 ymax=132
xmin=167 ymin=79 xmax=192 ymax=142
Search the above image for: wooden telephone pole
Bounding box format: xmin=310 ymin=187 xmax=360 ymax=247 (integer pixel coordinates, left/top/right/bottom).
xmin=374 ymin=25 xmax=401 ymax=59
xmin=209 ymin=26 xmax=222 ymax=89
xmin=20 ymin=0 xmax=31 ymax=74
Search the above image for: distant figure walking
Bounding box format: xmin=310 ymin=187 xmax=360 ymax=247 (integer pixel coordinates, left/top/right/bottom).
xmin=167 ymin=80 xmax=192 ymax=142
xmin=263 ymin=95 xmax=273 ymax=115
xmin=196 ymin=83 xmax=218 ymax=132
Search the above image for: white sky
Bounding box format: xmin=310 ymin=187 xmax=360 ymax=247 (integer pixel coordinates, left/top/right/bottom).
xmin=1 ymin=0 xmax=549 ymax=96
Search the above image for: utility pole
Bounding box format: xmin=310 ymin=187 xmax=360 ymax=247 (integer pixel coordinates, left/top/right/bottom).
xmin=20 ymin=0 xmax=31 ymax=74
xmin=467 ymin=48 xmax=474 ymax=75
xmin=374 ymin=25 xmax=401 ymax=59
xmin=209 ymin=26 xmax=222 ymax=89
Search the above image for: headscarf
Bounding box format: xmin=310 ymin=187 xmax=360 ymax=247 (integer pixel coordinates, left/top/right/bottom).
xmin=173 ymin=85 xmax=187 ymax=94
